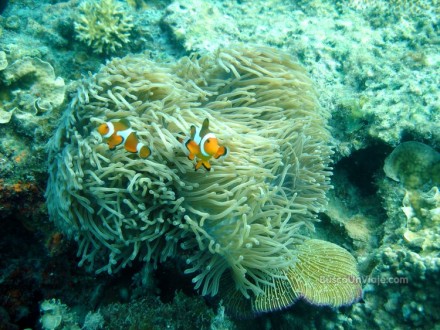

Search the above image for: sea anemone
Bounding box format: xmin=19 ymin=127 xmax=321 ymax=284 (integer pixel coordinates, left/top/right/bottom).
xmin=46 ymin=45 xmax=361 ymax=316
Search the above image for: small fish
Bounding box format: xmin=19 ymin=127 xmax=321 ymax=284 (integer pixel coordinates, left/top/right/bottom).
xmin=180 ymin=118 xmax=228 ymax=171
xmin=97 ymin=119 xmax=151 ymax=159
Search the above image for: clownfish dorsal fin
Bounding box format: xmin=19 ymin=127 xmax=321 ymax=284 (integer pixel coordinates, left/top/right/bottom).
xmin=200 ymin=118 xmax=210 ymax=138
xmin=190 ymin=125 xmax=196 ymax=139
xmin=119 ymin=118 xmax=131 ymax=129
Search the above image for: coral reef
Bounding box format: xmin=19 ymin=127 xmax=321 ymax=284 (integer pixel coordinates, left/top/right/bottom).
xmin=74 ymin=0 xmax=134 ymax=54
xmin=336 ymin=143 xmax=440 ymax=329
xmin=39 ymin=299 xmax=104 ymax=330
xmin=162 ymin=0 xmax=440 ymax=153
xmin=0 ymin=179 xmax=45 ymax=222
xmin=384 ymin=141 xmax=440 ymax=189
xmin=38 ymin=292 xmax=235 ymax=330
xmin=0 ymin=55 xmax=66 ymax=192
xmin=401 ymin=187 xmax=440 ymax=251
xmin=0 ymin=0 xmax=174 ymax=81
xmin=0 ymin=51 xmax=7 ymax=70
xmin=46 ymin=45 xmax=360 ymax=316
xmin=1 ymin=0 xmax=439 ymax=328
xmin=343 ymin=0 xmax=440 ymax=17
xmin=349 ymin=179 xmax=440 ymax=329
xmin=40 ymin=299 xmax=75 ymax=330
xmin=100 ymin=292 xmax=221 ymax=329
xmin=1 ymin=57 xmax=65 ymax=117
xmin=163 ymin=0 xmax=239 ymax=51
xmin=0 ymin=109 xmax=13 ymax=124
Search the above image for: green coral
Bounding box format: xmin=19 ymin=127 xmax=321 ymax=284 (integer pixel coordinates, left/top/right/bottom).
xmin=46 ymin=45 xmax=361 ymax=316
xmin=74 ymin=0 xmax=134 ymax=54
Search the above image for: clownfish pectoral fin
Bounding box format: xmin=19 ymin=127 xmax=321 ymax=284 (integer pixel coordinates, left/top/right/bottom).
xmin=202 ymin=160 xmax=212 ymax=171
xmin=200 ymin=118 xmax=210 ymax=137
xmin=187 ymin=153 xmax=195 ymax=161
xmin=214 ymin=146 xmax=228 ymax=159
xmin=195 ymin=160 xmax=208 ymax=171
xmin=107 ymin=134 xmax=123 ymax=149
xmin=185 ymin=140 xmax=200 ymax=158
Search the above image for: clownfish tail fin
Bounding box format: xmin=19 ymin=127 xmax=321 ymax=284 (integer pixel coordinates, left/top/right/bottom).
xmin=137 ymin=143 xmax=151 ymax=159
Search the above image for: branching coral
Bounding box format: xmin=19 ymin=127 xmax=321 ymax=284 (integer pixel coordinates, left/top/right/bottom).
xmin=46 ymin=45 xmax=361 ymax=316
xmin=74 ymin=0 xmax=134 ymax=54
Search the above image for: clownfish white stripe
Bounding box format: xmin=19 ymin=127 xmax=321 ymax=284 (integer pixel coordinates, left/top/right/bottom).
xmin=200 ymin=133 xmax=216 ymax=157
xmin=103 ymin=122 xmax=115 ymax=138
xmin=136 ymin=142 xmax=144 ymax=153
xmin=193 ymin=127 xmax=202 ymax=145
xmin=117 ymin=128 xmax=134 ymax=142
xmin=182 ymin=137 xmax=191 ymax=155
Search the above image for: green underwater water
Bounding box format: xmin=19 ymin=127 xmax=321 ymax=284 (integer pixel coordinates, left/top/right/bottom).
xmin=0 ymin=0 xmax=439 ymax=329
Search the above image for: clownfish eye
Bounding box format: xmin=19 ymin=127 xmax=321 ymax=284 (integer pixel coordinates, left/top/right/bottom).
xmin=206 ymin=139 xmax=210 ymax=143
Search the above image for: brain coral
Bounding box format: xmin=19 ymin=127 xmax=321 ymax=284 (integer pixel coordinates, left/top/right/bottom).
xmin=46 ymin=45 xmax=361 ymax=316
xmin=74 ymin=0 xmax=133 ymax=54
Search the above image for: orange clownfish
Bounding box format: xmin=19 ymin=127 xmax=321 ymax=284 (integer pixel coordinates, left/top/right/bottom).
xmin=180 ymin=118 xmax=229 ymax=171
xmin=97 ymin=119 xmax=151 ymax=159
